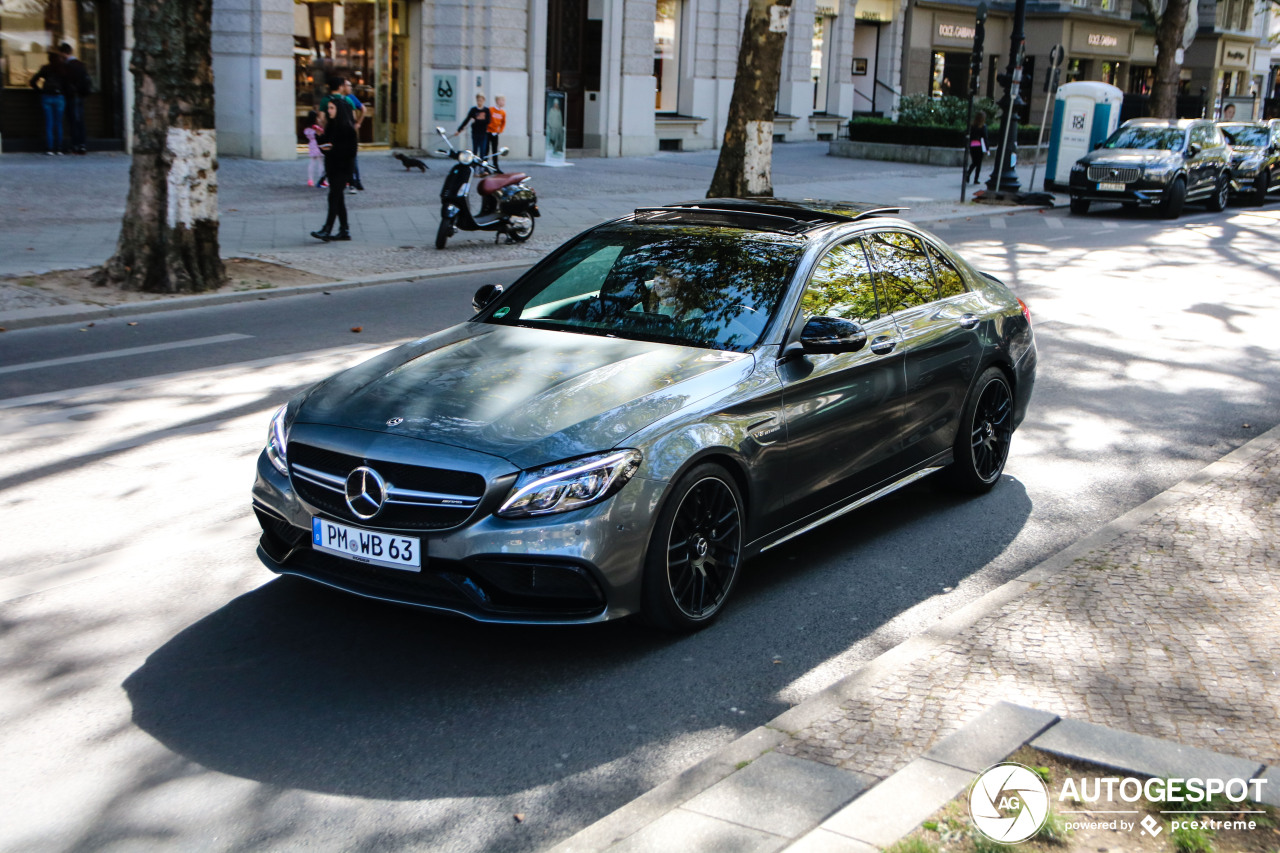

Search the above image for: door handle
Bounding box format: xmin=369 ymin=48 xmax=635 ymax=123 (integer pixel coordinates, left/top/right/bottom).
xmin=959 ymin=313 xmax=980 ymax=330
xmin=870 ymin=335 xmax=897 ymax=355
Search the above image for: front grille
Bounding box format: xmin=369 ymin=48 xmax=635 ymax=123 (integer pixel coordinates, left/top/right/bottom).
xmin=1087 ymin=166 xmax=1141 ymax=183
xmin=288 ymin=442 xmax=487 ymax=531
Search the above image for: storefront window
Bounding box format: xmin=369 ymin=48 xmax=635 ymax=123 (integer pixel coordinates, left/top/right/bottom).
xmin=654 ymin=0 xmax=681 ymax=111
xmin=1128 ymin=66 xmax=1154 ymax=94
xmin=1066 ymin=58 xmax=1088 ymax=84
xmin=932 ymin=51 xmax=969 ymax=98
xmin=1 ymin=0 xmax=101 ymax=90
xmin=295 ymin=0 xmax=406 ymax=144
xmin=1100 ymin=61 xmax=1115 ymax=86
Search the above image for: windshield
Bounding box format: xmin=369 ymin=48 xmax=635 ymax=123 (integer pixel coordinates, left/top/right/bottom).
xmin=482 ymin=224 xmax=805 ymax=351
xmin=1103 ymin=126 xmax=1186 ymax=151
xmin=1220 ymin=125 xmax=1269 ymax=147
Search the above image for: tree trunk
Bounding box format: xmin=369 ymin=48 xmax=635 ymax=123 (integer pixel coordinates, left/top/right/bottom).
xmin=708 ymin=0 xmax=794 ymax=198
xmin=96 ymin=0 xmax=223 ymax=293
xmin=1148 ymin=0 xmax=1190 ymax=118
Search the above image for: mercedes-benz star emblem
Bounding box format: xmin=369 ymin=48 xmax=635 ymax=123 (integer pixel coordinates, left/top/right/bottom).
xmin=344 ymin=466 xmax=388 ymax=520
xmin=386 ymin=417 xmax=404 ymax=427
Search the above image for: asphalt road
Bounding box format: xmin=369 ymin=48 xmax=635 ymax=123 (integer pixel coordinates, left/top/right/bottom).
xmin=2 ymin=202 xmax=1278 ymax=852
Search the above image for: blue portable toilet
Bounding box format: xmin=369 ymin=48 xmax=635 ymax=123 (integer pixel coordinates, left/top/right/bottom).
xmin=1045 ymin=82 xmax=1124 ymax=192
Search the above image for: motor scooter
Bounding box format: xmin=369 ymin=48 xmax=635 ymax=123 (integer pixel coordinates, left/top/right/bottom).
xmin=434 ymin=127 xmax=539 ymax=249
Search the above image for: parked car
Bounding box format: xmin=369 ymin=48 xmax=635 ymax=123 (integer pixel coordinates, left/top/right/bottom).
xmin=1068 ymin=118 xmax=1230 ymax=218
xmin=251 ymin=199 xmax=1037 ymax=631
xmin=1218 ymin=119 xmax=1280 ymax=205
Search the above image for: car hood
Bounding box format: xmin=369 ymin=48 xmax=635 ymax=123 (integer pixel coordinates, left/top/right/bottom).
xmin=1082 ymin=149 xmax=1180 ymax=167
xmin=295 ymin=323 xmax=753 ymax=469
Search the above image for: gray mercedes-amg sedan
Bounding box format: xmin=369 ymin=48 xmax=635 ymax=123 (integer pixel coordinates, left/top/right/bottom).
xmin=251 ymin=199 xmax=1037 ymax=631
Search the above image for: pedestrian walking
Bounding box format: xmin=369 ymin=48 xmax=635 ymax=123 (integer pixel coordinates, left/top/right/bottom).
xmin=303 ymin=110 xmax=324 ymax=187
xmin=455 ymin=93 xmax=491 ymax=160
xmin=311 ymin=98 xmax=358 ymax=242
xmin=318 ymin=77 xmax=365 ymax=191
xmin=59 ymin=43 xmax=91 ymax=154
xmin=29 ymin=51 xmax=69 ymax=155
xmin=488 ymin=94 xmax=507 ymax=172
xmin=965 ymin=111 xmax=989 ymax=183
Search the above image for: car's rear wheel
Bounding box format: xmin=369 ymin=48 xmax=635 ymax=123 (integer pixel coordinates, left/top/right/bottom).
xmin=1160 ymin=177 xmax=1186 ymax=219
xmin=1254 ymin=169 xmax=1271 ymax=206
xmin=1069 ymin=196 xmax=1090 ymax=215
xmin=642 ymin=463 xmax=743 ymax=632
xmin=1206 ymin=171 xmax=1229 ymax=212
xmin=942 ymin=367 xmax=1014 ymax=494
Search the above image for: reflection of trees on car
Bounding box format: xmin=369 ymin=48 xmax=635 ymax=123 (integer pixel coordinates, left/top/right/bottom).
xmin=1103 ymin=127 xmax=1185 ymax=150
xmin=1221 ymin=126 xmax=1268 ymax=147
xmin=802 ymin=239 xmax=881 ymax=323
xmin=865 ymin=232 xmax=937 ymax=314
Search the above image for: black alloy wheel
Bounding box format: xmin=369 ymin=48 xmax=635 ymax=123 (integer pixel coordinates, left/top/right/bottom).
xmin=1207 ymin=171 xmax=1229 ymax=212
xmin=642 ymin=464 xmax=743 ymax=631
xmin=942 ymin=367 xmax=1014 ymax=493
xmin=1161 ymin=177 xmax=1187 ymax=219
xmin=1254 ymin=169 xmax=1271 ymax=206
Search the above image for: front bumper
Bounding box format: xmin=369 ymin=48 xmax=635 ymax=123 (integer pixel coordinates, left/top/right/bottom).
xmin=1067 ymin=171 xmax=1173 ymax=205
xmin=252 ymin=449 xmax=668 ymax=624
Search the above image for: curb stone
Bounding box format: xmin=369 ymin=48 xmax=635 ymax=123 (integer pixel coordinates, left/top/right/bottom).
xmin=547 ymin=421 xmax=1280 ymax=853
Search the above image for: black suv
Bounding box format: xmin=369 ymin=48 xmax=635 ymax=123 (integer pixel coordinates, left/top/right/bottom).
xmin=1068 ymin=118 xmax=1230 ymax=218
xmin=1218 ymin=120 xmax=1280 ymax=205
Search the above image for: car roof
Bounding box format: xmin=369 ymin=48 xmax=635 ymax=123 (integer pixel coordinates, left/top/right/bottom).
xmin=1123 ymin=118 xmax=1203 ymax=129
xmin=630 ymin=198 xmax=903 ymax=234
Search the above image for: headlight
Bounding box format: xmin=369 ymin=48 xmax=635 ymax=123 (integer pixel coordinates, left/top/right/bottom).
xmin=1143 ymin=161 xmax=1175 ymax=177
xmin=497 ymin=450 xmax=642 ymax=518
xmin=459 ymin=150 xmax=475 ymax=165
xmin=1070 ymin=162 xmax=1086 ymax=173
xmin=266 ymin=404 xmax=289 ymax=475
xmin=1239 ymin=155 xmax=1264 ymax=171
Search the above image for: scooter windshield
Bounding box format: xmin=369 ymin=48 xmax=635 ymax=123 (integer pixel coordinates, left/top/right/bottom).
xmin=483 ymin=224 xmax=806 ymax=352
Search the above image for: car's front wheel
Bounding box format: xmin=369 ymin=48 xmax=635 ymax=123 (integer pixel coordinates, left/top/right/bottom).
xmin=942 ymin=367 xmax=1014 ymax=494
xmin=1254 ymin=169 xmax=1271 ymax=206
xmin=1161 ymin=177 xmax=1187 ymax=219
xmin=1069 ymin=195 xmax=1090 ymax=215
xmin=1206 ymin=171 xmax=1229 ymax=212
xmin=642 ymin=463 xmax=744 ymax=632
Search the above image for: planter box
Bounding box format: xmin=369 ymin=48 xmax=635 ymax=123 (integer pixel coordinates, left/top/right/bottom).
xmin=828 ymin=139 xmax=1048 ymax=168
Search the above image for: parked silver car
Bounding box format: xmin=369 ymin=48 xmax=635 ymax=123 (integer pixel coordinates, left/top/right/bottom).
xmin=251 ymin=199 xmax=1037 ymax=631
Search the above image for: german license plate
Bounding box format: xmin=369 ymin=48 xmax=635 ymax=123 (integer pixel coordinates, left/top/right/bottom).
xmin=312 ymin=517 xmax=421 ymax=572
xmin=1097 ymin=181 xmax=1126 ymax=192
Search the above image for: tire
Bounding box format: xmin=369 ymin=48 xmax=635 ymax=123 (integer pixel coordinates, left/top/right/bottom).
xmin=505 ymin=213 xmax=535 ymax=243
xmin=1206 ymin=171 xmax=1229 ymax=212
xmin=1160 ymin=177 xmax=1186 ymax=219
xmin=641 ymin=463 xmax=744 ymax=632
xmin=941 ymin=367 xmax=1014 ymax=494
xmin=1069 ymin=196 xmax=1090 ymax=215
xmin=435 ymin=216 xmax=454 ymax=250
xmin=1253 ymin=169 xmax=1270 ymax=206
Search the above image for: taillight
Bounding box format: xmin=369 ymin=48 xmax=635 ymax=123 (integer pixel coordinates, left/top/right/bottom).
xmin=1017 ymin=298 xmax=1032 ymax=327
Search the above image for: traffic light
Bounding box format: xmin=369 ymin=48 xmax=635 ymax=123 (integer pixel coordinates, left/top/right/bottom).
xmin=969 ymin=3 xmax=987 ymax=97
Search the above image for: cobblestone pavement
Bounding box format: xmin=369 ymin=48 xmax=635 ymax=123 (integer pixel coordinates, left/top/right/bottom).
xmin=777 ymin=432 xmax=1280 ymax=780
xmin=0 ymin=143 xmax=1044 ymax=286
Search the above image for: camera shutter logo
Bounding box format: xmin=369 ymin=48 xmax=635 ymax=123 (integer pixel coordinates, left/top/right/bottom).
xmin=969 ymin=763 xmax=1050 ymax=843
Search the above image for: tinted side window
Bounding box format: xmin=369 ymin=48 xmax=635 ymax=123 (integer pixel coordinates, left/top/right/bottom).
xmin=866 ymin=231 xmax=938 ymax=313
xmin=802 ymin=238 xmax=881 ymax=323
xmin=926 ymin=243 xmax=967 ymax=299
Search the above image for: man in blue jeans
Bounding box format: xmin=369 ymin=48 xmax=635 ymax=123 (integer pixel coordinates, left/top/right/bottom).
xmin=29 ymin=51 xmax=68 ymax=154
xmin=59 ymin=43 xmax=92 ymax=154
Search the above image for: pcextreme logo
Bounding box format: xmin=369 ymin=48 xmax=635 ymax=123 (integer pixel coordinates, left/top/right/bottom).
xmin=969 ymin=763 xmax=1050 ymax=843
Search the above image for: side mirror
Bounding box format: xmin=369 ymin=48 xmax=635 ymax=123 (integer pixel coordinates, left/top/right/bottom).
xmin=473 ymin=283 xmax=504 ymax=313
xmin=499 ymin=146 xmax=510 ymax=156
xmin=1092 ymin=141 xmax=1103 ymax=150
xmin=1187 ymin=143 xmax=1201 ymax=157
xmin=435 ymin=126 xmax=447 ymax=135
xmin=796 ymin=316 xmax=868 ymax=354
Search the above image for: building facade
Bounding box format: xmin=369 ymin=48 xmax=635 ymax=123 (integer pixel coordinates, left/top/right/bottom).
xmin=0 ymin=0 xmax=1269 ymax=156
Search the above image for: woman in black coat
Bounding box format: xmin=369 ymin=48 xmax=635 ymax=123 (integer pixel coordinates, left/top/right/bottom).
xmin=311 ymin=98 xmax=358 ymax=241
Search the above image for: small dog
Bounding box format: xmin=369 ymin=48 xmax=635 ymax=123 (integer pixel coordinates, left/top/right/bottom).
xmin=393 ymin=152 xmax=428 ymax=172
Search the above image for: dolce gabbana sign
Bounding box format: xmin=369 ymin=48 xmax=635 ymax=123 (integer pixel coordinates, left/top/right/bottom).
xmin=938 ymin=23 xmax=976 ymax=38
xmin=1072 ymin=25 xmax=1127 ymax=54
xmin=1088 ymin=33 xmax=1119 ymax=47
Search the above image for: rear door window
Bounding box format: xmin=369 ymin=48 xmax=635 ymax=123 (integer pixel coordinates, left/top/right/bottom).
xmin=925 ymin=243 xmax=967 ymax=299
xmin=865 ymin=231 xmax=938 ymax=313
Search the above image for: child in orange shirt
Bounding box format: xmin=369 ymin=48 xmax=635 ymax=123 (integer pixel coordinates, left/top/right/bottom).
xmin=488 ymin=95 xmax=507 ymax=172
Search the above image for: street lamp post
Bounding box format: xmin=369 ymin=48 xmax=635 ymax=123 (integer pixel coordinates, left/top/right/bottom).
xmin=986 ymin=0 xmax=1028 ymax=193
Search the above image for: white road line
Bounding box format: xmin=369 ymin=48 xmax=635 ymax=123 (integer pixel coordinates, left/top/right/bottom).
xmin=1045 ymin=217 xmax=1065 ymax=229
xmin=990 ymin=217 xmax=1007 ymax=229
xmin=0 ymin=333 xmax=253 ymax=376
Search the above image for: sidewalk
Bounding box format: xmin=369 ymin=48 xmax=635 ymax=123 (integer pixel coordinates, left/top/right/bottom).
xmin=0 ymin=143 xmax=1047 ymax=303
xmin=551 ymin=424 xmax=1280 ymax=852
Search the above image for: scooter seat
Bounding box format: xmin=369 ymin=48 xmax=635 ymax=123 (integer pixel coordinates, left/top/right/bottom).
xmin=478 ymin=173 xmax=528 ymax=195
